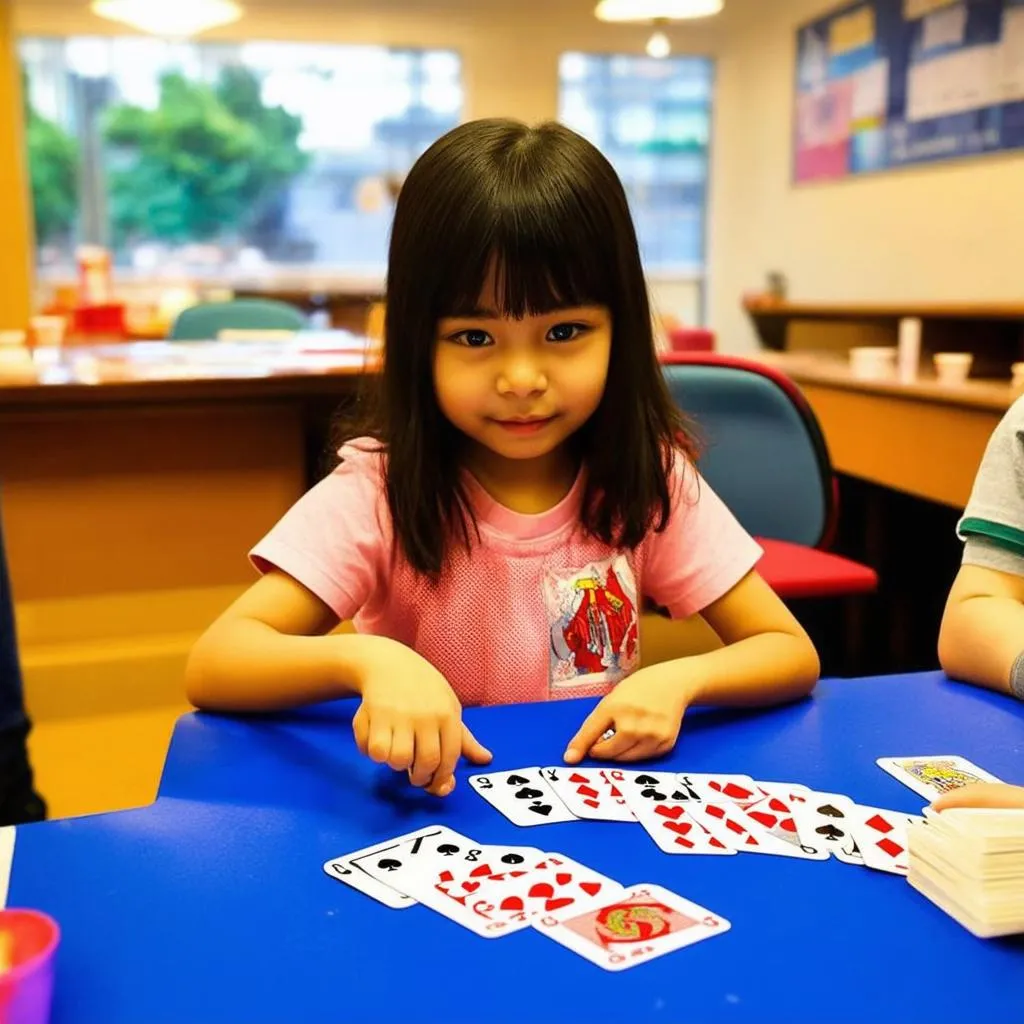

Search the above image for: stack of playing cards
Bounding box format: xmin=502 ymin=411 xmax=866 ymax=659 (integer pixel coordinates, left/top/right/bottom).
xmin=323 ymin=824 xmax=730 ymax=969
xmin=465 ymin=767 xmax=925 ymax=873
xmin=907 ymin=807 xmax=1024 ymax=938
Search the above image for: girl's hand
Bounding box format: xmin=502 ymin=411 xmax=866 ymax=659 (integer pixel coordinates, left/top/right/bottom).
xmin=351 ymin=647 xmax=492 ymax=796
xmin=932 ymin=782 xmax=1024 ymax=811
xmin=563 ymin=665 xmax=695 ymax=764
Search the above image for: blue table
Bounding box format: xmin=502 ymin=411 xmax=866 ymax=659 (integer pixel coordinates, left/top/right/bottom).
xmin=10 ymin=672 xmax=1024 ymax=1023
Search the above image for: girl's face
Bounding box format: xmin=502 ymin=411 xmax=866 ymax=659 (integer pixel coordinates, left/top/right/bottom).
xmin=433 ymin=272 xmax=612 ymax=473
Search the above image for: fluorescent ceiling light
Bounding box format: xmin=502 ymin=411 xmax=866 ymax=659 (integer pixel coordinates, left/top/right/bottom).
xmin=595 ymin=0 xmax=724 ymax=21
xmin=91 ymin=0 xmax=243 ymax=37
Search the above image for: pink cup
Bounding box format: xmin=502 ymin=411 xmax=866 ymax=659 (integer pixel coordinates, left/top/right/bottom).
xmin=0 ymin=909 xmax=60 ymax=1024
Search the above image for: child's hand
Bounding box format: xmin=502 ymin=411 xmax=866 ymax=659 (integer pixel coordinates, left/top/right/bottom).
xmin=563 ymin=665 xmax=693 ymax=764
xmin=932 ymin=782 xmax=1024 ymax=811
xmin=352 ymin=648 xmax=492 ymax=797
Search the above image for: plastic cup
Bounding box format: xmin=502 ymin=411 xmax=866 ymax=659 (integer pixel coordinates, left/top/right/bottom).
xmin=933 ymin=351 xmax=973 ymax=385
xmin=849 ymin=346 xmax=897 ymax=381
xmin=0 ymin=909 xmax=60 ymax=1024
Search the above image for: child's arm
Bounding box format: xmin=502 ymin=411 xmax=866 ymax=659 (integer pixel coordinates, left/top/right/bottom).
xmin=565 ymin=571 xmax=818 ymax=762
xmin=938 ymin=564 xmax=1024 ymax=697
xmin=186 ymin=570 xmax=491 ymax=794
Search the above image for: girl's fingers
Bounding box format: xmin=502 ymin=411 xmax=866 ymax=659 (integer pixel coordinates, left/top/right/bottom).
xmin=409 ymin=726 xmax=441 ymax=787
xmin=366 ymin=722 xmax=394 ymax=765
xmin=386 ymin=724 xmax=415 ymax=772
xmin=352 ymin=707 xmax=370 ymax=757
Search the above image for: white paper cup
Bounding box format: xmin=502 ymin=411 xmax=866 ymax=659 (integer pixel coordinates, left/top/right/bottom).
xmin=933 ymin=352 xmax=973 ymax=385
xmin=849 ymin=346 xmax=897 ymax=381
xmin=30 ymin=315 xmax=66 ymax=348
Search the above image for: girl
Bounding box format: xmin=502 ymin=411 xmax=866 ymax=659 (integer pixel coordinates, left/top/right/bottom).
xmin=186 ymin=118 xmax=820 ymax=798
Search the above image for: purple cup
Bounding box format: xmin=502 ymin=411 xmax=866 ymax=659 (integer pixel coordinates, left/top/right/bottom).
xmin=0 ymin=909 xmax=60 ymax=1024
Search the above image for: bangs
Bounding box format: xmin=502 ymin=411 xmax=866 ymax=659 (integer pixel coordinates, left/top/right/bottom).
xmin=432 ymin=188 xmax=618 ymax=321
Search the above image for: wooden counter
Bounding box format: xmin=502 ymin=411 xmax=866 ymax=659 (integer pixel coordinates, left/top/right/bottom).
xmin=1 ymin=339 xmax=378 ymax=739
xmin=755 ymin=351 xmax=1014 ymax=508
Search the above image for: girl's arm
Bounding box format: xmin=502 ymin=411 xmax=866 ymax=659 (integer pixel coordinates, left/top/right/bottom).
xmin=668 ymin=569 xmax=820 ymax=706
xmin=186 ymin=570 xmax=491 ymax=796
xmin=937 ymin=564 xmax=1024 ymax=697
xmin=565 ymin=571 xmax=818 ymax=763
xmin=186 ymin=569 xmax=405 ymax=712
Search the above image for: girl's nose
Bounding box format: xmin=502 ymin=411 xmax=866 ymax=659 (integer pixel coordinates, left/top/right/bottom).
xmin=497 ymin=354 xmax=548 ymax=398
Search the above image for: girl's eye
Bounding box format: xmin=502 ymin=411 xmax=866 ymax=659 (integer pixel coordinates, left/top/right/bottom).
xmin=453 ymin=329 xmax=493 ymax=348
xmin=547 ymin=323 xmax=586 ymax=343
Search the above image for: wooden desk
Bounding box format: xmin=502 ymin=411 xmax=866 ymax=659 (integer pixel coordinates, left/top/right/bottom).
xmin=756 ymin=352 xmax=1014 ymax=509
xmin=1 ymin=340 xmax=378 ymax=734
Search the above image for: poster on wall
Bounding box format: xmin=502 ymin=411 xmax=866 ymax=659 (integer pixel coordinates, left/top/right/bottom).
xmin=794 ymin=0 xmax=1024 ymax=181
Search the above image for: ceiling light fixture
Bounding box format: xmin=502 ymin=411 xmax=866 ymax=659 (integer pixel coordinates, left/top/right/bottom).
xmin=594 ymin=0 xmax=724 ymax=21
xmin=91 ymin=0 xmax=244 ymax=38
xmin=596 ymin=0 xmax=723 ymax=59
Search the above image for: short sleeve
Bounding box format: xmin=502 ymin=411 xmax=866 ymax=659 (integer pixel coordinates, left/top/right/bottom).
xmin=249 ymin=442 xmax=390 ymax=620
xmin=642 ymin=454 xmax=763 ymax=618
xmin=958 ymin=397 xmax=1024 ymax=573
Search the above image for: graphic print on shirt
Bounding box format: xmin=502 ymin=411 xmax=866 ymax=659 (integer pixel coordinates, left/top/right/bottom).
xmin=544 ymin=555 xmax=639 ymax=690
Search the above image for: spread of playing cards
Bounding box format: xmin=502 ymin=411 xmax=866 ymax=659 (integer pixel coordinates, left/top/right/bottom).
xmin=323 ymin=754 xmax=1014 ymax=969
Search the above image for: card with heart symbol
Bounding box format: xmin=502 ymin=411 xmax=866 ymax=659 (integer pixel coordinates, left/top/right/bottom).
xmin=396 ymin=851 xmax=624 ymax=938
xmin=468 ymin=768 xmax=578 ymax=826
xmin=540 ymin=766 xmax=636 ymax=822
xmin=617 ymin=771 xmax=736 ymax=855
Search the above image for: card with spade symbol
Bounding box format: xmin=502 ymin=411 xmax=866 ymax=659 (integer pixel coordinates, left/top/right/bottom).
xmin=324 ymin=825 xmax=446 ymax=909
xmin=741 ymin=782 xmax=829 ymax=861
xmin=617 ymin=771 xmax=736 ymax=854
xmin=350 ymin=824 xmax=542 ymax=902
xmin=540 ymin=766 xmax=636 ymax=822
xmin=800 ymin=791 xmax=863 ymax=864
xmin=533 ymin=884 xmax=731 ymax=971
xmin=468 ymin=768 xmax=578 ymax=826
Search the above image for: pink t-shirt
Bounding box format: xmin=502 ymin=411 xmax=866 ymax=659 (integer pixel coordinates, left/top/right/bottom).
xmin=250 ymin=440 xmax=762 ymax=707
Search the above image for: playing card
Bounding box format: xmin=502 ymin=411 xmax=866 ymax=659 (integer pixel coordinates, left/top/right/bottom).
xmin=533 ymin=884 xmax=731 ymax=971
xmin=680 ymin=773 xmax=760 ymax=811
xmin=876 ymin=755 xmax=1001 ymax=801
xmin=686 ymin=790 xmax=789 ymax=856
xmin=849 ymin=804 xmax=924 ymax=875
xmin=399 ymin=852 xmax=622 ymax=939
xmin=323 ymin=825 xmax=448 ymax=908
xmin=618 ymin=771 xmax=735 ymax=854
xmin=541 ymin=766 xmax=636 ymax=822
xmin=743 ymin=782 xmax=828 ymax=860
xmin=500 ymin=853 xmax=625 ymax=919
xmin=468 ymin=768 xmax=578 ymax=826
xmin=351 ymin=825 xmax=541 ymax=898
xmin=800 ymin=791 xmax=863 ymax=864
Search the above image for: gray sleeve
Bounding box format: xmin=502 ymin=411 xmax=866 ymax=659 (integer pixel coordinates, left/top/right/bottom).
xmin=962 ymin=535 xmax=1024 ymax=576
xmin=957 ymin=397 xmax=1024 ymax=572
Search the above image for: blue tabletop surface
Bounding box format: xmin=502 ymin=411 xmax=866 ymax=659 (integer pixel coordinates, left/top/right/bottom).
xmin=10 ymin=672 xmax=1024 ymax=1023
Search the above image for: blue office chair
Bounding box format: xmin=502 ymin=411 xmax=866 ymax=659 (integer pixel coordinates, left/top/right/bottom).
xmin=660 ymin=351 xmax=877 ymax=600
xmin=169 ymin=299 xmax=307 ymax=341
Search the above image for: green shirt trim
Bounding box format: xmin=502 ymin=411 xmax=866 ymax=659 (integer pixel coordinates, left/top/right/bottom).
xmin=959 ymin=517 xmax=1024 ymax=557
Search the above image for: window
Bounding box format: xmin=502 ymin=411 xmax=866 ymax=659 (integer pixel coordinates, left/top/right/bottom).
xmin=19 ymin=37 xmax=463 ymax=279
xmin=559 ymin=53 xmax=713 ymax=276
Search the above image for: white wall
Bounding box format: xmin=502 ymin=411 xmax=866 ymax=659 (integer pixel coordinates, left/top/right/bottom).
xmin=707 ymin=0 xmax=1024 ymax=351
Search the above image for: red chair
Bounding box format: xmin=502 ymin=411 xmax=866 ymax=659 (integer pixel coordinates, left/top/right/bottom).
xmin=659 ymin=351 xmax=878 ymax=602
xmin=667 ymin=326 xmax=715 ymax=352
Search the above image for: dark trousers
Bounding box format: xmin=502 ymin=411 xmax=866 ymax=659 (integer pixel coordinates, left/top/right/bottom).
xmin=0 ymin=513 xmax=27 ymax=735
xmin=0 ymin=507 xmax=45 ymax=823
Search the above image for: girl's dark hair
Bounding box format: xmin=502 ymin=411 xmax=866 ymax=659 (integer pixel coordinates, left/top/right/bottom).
xmin=339 ymin=117 xmax=697 ymax=576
